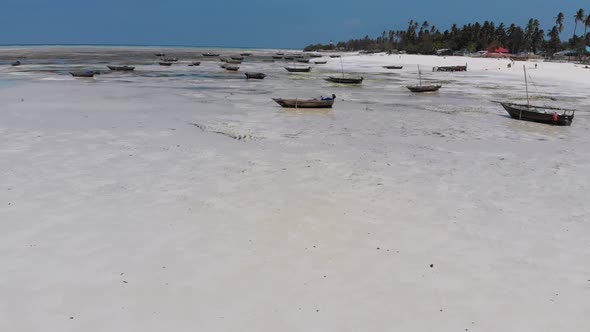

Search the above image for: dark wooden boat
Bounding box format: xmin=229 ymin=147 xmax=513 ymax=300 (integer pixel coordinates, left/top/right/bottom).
xmin=240 ymin=52 xmax=252 ymax=56
xmin=285 ymin=66 xmax=311 ymax=73
xmin=231 ymin=56 xmax=244 ymax=61
xmin=313 ymin=61 xmax=327 ymax=64
xmin=307 ymin=53 xmax=323 ymax=58
xmin=154 ymin=53 xmax=166 ymax=57
xmin=284 ymin=56 xmax=295 ymax=60
xmin=435 ymin=65 xmax=467 ymax=72
xmin=159 ymin=62 xmax=173 ymax=66
xmin=203 ymin=53 xmax=220 ymax=57
xmin=272 ymin=56 xmax=283 ymax=59
xmin=407 ymin=65 xmax=441 ymax=92
xmin=162 ymin=58 xmax=178 ymax=62
xmin=494 ymin=66 xmax=575 ymax=126
xmin=188 ymin=61 xmax=201 ymax=66
xmin=272 ymin=94 xmax=336 ymax=108
xmin=107 ymin=65 xmax=135 ymax=71
xmin=223 ymin=59 xmax=242 ymax=64
xmin=383 ymin=65 xmax=403 ymax=69
xmin=263 ymin=59 xmax=275 ymax=62
xmin=407 ymin=85 xmax=442 ymax=92
xmin=330 ymin=55 xmax=341 ymax=58
xmin=325 ymin=76 xmax=363 ymax=84
xmin=498 ymin=102 xmax=574 ymax=126
xmin=11 ymin=60 xmax=21 ymax=66
xmin=70 ymin=71 xmax=95 ymax=78
xmin=297 ymin=58 xmax=310 ymax=63
xmin=224 ymin=65 xmax=240 ymax=71
xmin=276 ymin=52 xmax=285 ymax=55
xmin=245 ymin=72 xmax=266 ymax=79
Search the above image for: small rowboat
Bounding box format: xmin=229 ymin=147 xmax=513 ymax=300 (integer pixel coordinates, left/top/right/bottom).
xmin=406 ymin=85 xmax=441 ymax=93
xmin=11 ymin=60 xmax=21 ymax=66
xmin=307 ymin=53 xmax=323 ymax=58
xmin=313 ymin=61 xmax=327 ymax=64
xmin=297 ymin=58 xmax=310 ymax=63
xmin=435 ymin=65 xmax=467 ymax=72
xmin=285 ymin=66 xmax=311 ymax=73
xmin=325 ymin=76 xmax=363 ymax=84
xmin=224 ymin=65 xmax=240 ymax=71
xmin=159 ymin=62 xmax=173 ymax=66
xmin=70 ymin=71 xmax=96 ymax=78
xmin=231 ymin=56 xmax=244 ymax=61
xmin=202 ymin=52 xmax=220 ymax=57
xmin=188 ymin=61 xmax=201 ymax=66
xmin=273 ymin=94 xmax=336 ymax=108
xmin=245 ymin=72 xmax=266 ymax=79
xmin=154 ymin=53 xmax=166 ymax=57
xmin=329 ymin=55 xmax=341 ymax=58
xmin=272 ymin=56 xmax=283 ymax=59
xmin=240 ymin=53 xmax=252 ymax=56
xmin=383 ymin=65 xmax=403 ymax=69
xmin=161 ymin=58 xmax=178 ymax=62
xmin=107 ymin=65 xmax=135 ymax=71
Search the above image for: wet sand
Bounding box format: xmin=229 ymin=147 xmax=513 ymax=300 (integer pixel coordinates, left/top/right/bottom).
xmin=1 ymin=47 xmax=589 ymax=332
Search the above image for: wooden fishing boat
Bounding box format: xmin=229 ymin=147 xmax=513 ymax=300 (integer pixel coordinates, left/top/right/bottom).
xmin=495 ymin=65 xmax=575 ymax=126
xmin=330 ymin=55 xmax=341 ymax=58
xmin=285 ymin=66 xmax=311 ymax=73
xmin=383 ymin=65 xmax=403 ymax=69
xmin=272 ymin=56 xmax=283 ymax=59
xmin=498 ymin=102 xmax=574 ymax=126
xmin=297 ymin=58 xmax=310 ymax=63
xmin=240 ymin=53 xmax=252 ymax=56
xmin=272 ymin=94 xmax=336 ymax=108
xmin=107 ymin=65 xmax=135 ymax=71
xmin=188 ymin=61 xmax=201 ymax=66
xmin=159 ymin=62 xmax=173 ymax=66
xmin=70 ymin=71 xmax=95 ymax=78
xmin=202 ymin=52 xmax=220 ymax=57
xmin=307 ymin=53 xmax=323 ymax=58
xmin=435 ymin=65 xmax=467 ymax=72
xmin=224 ymin=65 xmax=240 ymax=71
xmin=245 ymin=72 xmax=266 ymax=79
xmin=162 ymin=58 xmax=178 ymax=62
xmin=325 ymin=76 xmax=363 ymax=84
xmin=154 ymin=53 xmax=166 ymax=57
xmin=284 ymin=56 xmax=295 ymax=60
xmin=11 ymin=60 xmax=21 ymax=66
xmin=313 ymin=61 xmax=327 ymax=64
xmin=407 ymin=85 xmax=442 ymax=92
xmin=224 ymin=59 xmax=242 ymax=64
xmin=276 ymin=52 xmax=285 ymax=55
xmin=231 ymin=56 xmax=244 ymax=61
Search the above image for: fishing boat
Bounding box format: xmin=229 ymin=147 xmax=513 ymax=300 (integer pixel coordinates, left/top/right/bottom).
xmin=154 ymin=53 xmax=166 ymax=57
xmin=223 ymin=59 xmax=242 ymax=64
xmin=231 ymin=56 xmax=244 ymax=61
xmin=297 ymin=58 xmax=310 ymax=63
xmin=406 ymin=65 xmax=442 ymax=92
xmin=435 ymin=65 xmax=467 ymax=72
xmin=240 ymin=52 xmax=252 ymax=56
xmin=162 ymin=58 xmax=178 ymax=62
xmin=188 ymin=61 xmax=201 ymax=66
xmin=272 ymin=56 xmax=283 ymax=59
xmin=202 ymin=52 xmax=220 ymax=57
xmin=70 ymin=71 xmax=95 ymax=78
xmin=313 ymin=61 xmax=327 ymax=64
xmin=107 ymin=65 xmax=135 ymax=71
xmin=330 ymin=55 xmax=341 ymax=58
xmin=224 ymin=65 xmax=240 ymax=71
xmin=11 ymin=60 xmax=21 ymax=66
xmin=276 ymin=52 xmax=285 ymax=56
xmin=285 ymin=66 xmax=311 ymax=73
xmin=245 ymin=72 xmax=266 ymax=79
xmin=159 ymin=62 xmax=173 ymax=66
xmin=307 ymin=53 xmax=323 ymax=58
xmin=325 ymin=76 xmax=363 ymax=84
xmin=272 ymin=94 xmax=336 ymax=108
xmin=383 ymin=65 xmax=403 ymax=69
xmin=284 ymin=56 xmax=295 ymax=60
xmin=495 ymin=66 xmax=575 ymax=126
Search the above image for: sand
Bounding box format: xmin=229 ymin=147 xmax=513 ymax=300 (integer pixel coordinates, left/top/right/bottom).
xmin=0 ymin=47 xmax=589 ymax=332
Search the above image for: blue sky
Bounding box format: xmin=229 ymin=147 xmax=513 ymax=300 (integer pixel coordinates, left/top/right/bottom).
xmin=0 ymin=0 xmax=585 ymax=48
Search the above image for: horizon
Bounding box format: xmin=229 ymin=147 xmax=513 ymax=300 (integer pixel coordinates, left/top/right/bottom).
xmin=0 ymin=1 xmax=586 ymax=48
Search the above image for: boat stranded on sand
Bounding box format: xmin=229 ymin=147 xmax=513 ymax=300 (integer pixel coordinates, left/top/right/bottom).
xmin=285 ymin=66 xmax=311 ymax=73
xmin=245 ymin=72 xmax=266 ymax=79
xmin=407 ymin=65 xmax=442 ymax=93
xmin=273 ymin=94 xmax=336 ymax=108
xmin=325 ymin=76 xmax=363 ymax=84
xmin=107 ymin=65 xmax=135 ymax=71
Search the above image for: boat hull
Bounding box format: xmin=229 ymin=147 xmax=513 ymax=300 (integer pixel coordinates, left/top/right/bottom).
xmin=245 ymin=72 xmax=266 ymax=79
xmin=500 ymin=103 xmax=574 ymax=126
xmin=325 ymin=76 xmax=363 ymax=84
xmin=285 ymin=67 xmax=311 ymax=72
xmin=272 ymin=98 xmax=334 ymax=109
xmin=107 ymin=66 xmax=135 ymax=71
xmin=406 ymin=85 xmax=441 ymax=92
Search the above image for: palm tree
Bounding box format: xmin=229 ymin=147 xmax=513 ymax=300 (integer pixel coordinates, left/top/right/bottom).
xmin=573 ymin=9 xmax=586 ymax=42
xmin=556 ymin=12 xmax=565 ymax=35
xmin=585 ymin=15 xmax=590 ymax=41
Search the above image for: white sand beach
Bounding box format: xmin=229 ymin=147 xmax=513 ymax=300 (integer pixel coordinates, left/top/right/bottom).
xmin=0 ymin=48 xmax=589 ymax=331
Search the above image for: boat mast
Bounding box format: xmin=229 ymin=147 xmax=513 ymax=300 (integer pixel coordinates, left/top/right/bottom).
xmin=524 ymin=65 xmax=530 ymax=110
xmin=340 ymin=57 xmax=345 ymax=78
xmin=418 ymin=65 xmax=422 ymax=86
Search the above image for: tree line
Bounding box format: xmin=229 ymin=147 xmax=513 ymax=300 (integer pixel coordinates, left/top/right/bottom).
xmin=304 ymin=9 xmax=590 ymax=55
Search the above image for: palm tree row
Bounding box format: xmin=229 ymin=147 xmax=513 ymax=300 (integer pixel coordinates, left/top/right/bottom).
xmin=305 ymin=9 xmax=590 ymax=55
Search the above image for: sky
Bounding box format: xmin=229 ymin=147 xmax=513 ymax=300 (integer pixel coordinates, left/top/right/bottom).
xmin=0 ymin=0 xmax=586 ymax=49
